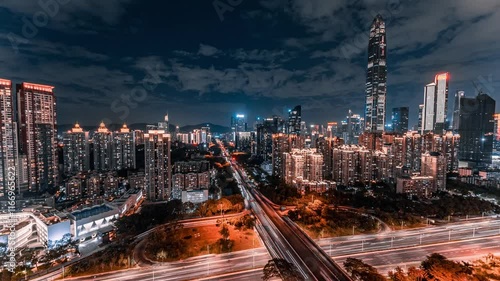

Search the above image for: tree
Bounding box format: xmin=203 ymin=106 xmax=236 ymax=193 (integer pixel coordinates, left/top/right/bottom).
xmin=262 ymin=258 xmax=304 ymax=281
xmin=388 ymin=266 xmax=409 ymax=281
xmin=343 ymin=258 xmax=386 ymax=281
xmin=219 ymin=224 xmax=230 ymax=241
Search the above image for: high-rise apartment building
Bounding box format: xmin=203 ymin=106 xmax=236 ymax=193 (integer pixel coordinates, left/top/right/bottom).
xmin=391 ymin=107 xmax=409 ymax=134
xmin=422 ymin=73 xmax=449 ymax=134
xmin=144 ymin=129 xmax=171 ymax=201
xmin=17 ymin=82 xmax=57 ymax=192
xmin=0 ymin=79 xmax=17 ymax=197
xmin=63 ymin=123 xmax=89 ymax=175
xmin=112 ymin=124 xmax=136 ymax=170
xmin=93 ymin=122 xmax=112 ymax=171
xmin=365 ymin=14 xmax=387 ymax=133
xmin=421 ymin=152 xmax=446 ymax=191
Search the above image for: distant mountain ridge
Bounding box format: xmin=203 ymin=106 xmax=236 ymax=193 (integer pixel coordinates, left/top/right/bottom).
xmin=58 ymin=122 xmax=231 ymax=134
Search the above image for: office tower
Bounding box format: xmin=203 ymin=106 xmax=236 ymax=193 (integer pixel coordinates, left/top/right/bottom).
xmin=365 ymin=14 xmax=387 ymax=133
xmin=272 ymin=133 xmax=291 ymax=178
xmin=63 ymin=123 xmax=89 ymax=175
xmin=231 ymin=114 xmax=247 ymax=133
xmin=256 ymin=116 xmax=284 ymax=161
xmin=422 ymin=73 xmax=449 ymax=134
xmin=342 ymin=113 xmax=364 ymax=144
xmin=417 ymin=104 xmax=424 ymax=133
xmin=158 ymin=113 xmax=169 ymax=132
xmin=231 ymin=113 xmax=247 ymax=146
xmin=421 ymin=152 xmax=446 ymax=191
xmin=391 ymin=107 xmax=409 ymax=134
xmin=0 ymin=79 xmax=17 ymax=197
xmin=287 ymin=105 xmax=301 ymax=135
xmin=144 ymin=129 xmax=171 ymax=201
xmin=452 ymin=91 xmax=465 ymax=132
xmin=458 ymin=93 xmax=496 ymax=167
xmin=17 ymin=82 xmax=57 ymax=192
xmin=112 ymin=124 xmax=136 ymax=170
xmin=93 ymin=122 xmax=112 ymax=171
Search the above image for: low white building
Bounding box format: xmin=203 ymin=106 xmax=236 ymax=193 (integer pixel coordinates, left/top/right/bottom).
xmin=69 ymin=204 xmax=119 ymax=241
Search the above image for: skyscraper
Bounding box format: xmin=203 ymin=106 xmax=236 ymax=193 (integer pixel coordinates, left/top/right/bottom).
xmin=417 ymin=104 xmax=424 ymax=133
xmin=421 ymin=73 xmax=449 ymax=134
xmin=112 ymin=124 xmax=136 ymax=170
xmin=458 ymin=93 xmax=496 ymax=167
xmin=144 ymin=129 xmax=171 ymax=201
xmin=452 ymin=90 xmax=465 ymax=132
xmin=391 ymin=107 xmax=409 ymax=134
xmin=17 ymin=82 xmax=57 ymax=192
xmin=93 ymin=122 xmax=112 ymax=171
xmin=63 ymin=123 xmax=89 ymax=175
xmin=365 ymin=14 xmax=387 ymax=133
xmin=287 ymin=105 xmax=301 ymax=135
xmin=0 ymin=79 xmax=17 ymax=197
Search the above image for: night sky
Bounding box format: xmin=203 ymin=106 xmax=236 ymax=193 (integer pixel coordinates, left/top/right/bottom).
xmin=0 ymin=0 xmax=499 ymax=128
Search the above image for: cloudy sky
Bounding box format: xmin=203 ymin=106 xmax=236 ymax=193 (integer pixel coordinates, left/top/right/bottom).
xmin=0 ymin=0 xmax=499 ymax=128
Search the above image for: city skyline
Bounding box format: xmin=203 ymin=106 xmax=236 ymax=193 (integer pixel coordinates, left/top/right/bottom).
xmin=2 ymin=3 xmax=500 ymax=280
xmin=0 ymin=1 xmax=499 ymax=127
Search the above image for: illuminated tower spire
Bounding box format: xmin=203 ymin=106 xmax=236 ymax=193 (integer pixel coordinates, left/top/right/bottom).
xmin=365 ymin=14 xmax=387 ymax=133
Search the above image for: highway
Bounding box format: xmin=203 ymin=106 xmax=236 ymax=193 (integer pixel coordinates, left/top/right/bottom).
xmin=231 ymin=159 xmax=352 ymax=281
xmin=332 ymin=235 xmax=500 ymax=275
xmin=318 ymin=218 xmax=500 ymax=258
xmin=55 ymin=248 xmax=271 ymax=281
xmin=47 ymin=230 xmax=500 ymax=281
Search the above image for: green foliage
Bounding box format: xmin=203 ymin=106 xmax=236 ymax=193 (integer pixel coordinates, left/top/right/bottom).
xmin=288 ymin=201 xmax=378 ymax=237
xmin=259 ymin=178 xmax=300 ymax=205
xmin=115 ymin=199 xmax=183 ymax=236
xmin=195 ymin=195 xmax=244 ymax=217
xmin=343 ymin=258 xmax=386 ymax=281
xmin=67 ymin=240 xmax=133 ymax=276
xmin=144 ymin=222 xmax=187 ymax=261
xmin=234 ymin=214 xmax=256 ymax=230
xmin=262 ymin=258 xmax=304 ymax=281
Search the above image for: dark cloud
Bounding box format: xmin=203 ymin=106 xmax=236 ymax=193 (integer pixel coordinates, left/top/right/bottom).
xmin=0 ymin=0 xmax=498 ymax=128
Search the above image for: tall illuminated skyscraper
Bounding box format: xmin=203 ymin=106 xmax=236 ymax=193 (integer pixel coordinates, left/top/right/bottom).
xmin=0 ymin=79 xmax=17 ymax=197
xmin=17 ymin=82 xmax=57 ymax=192
xmin=287 ymin=105 xmax=301 ymax=135
xmin=453 ymin=90 xmax=465 ymax=132
xmin=422 ymin=73 xmax=449 ymax=134
xmin=365 ymin=14 xmax=387 ymax=132
xmin=93 ymin=122 xmax=112 ymax=171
